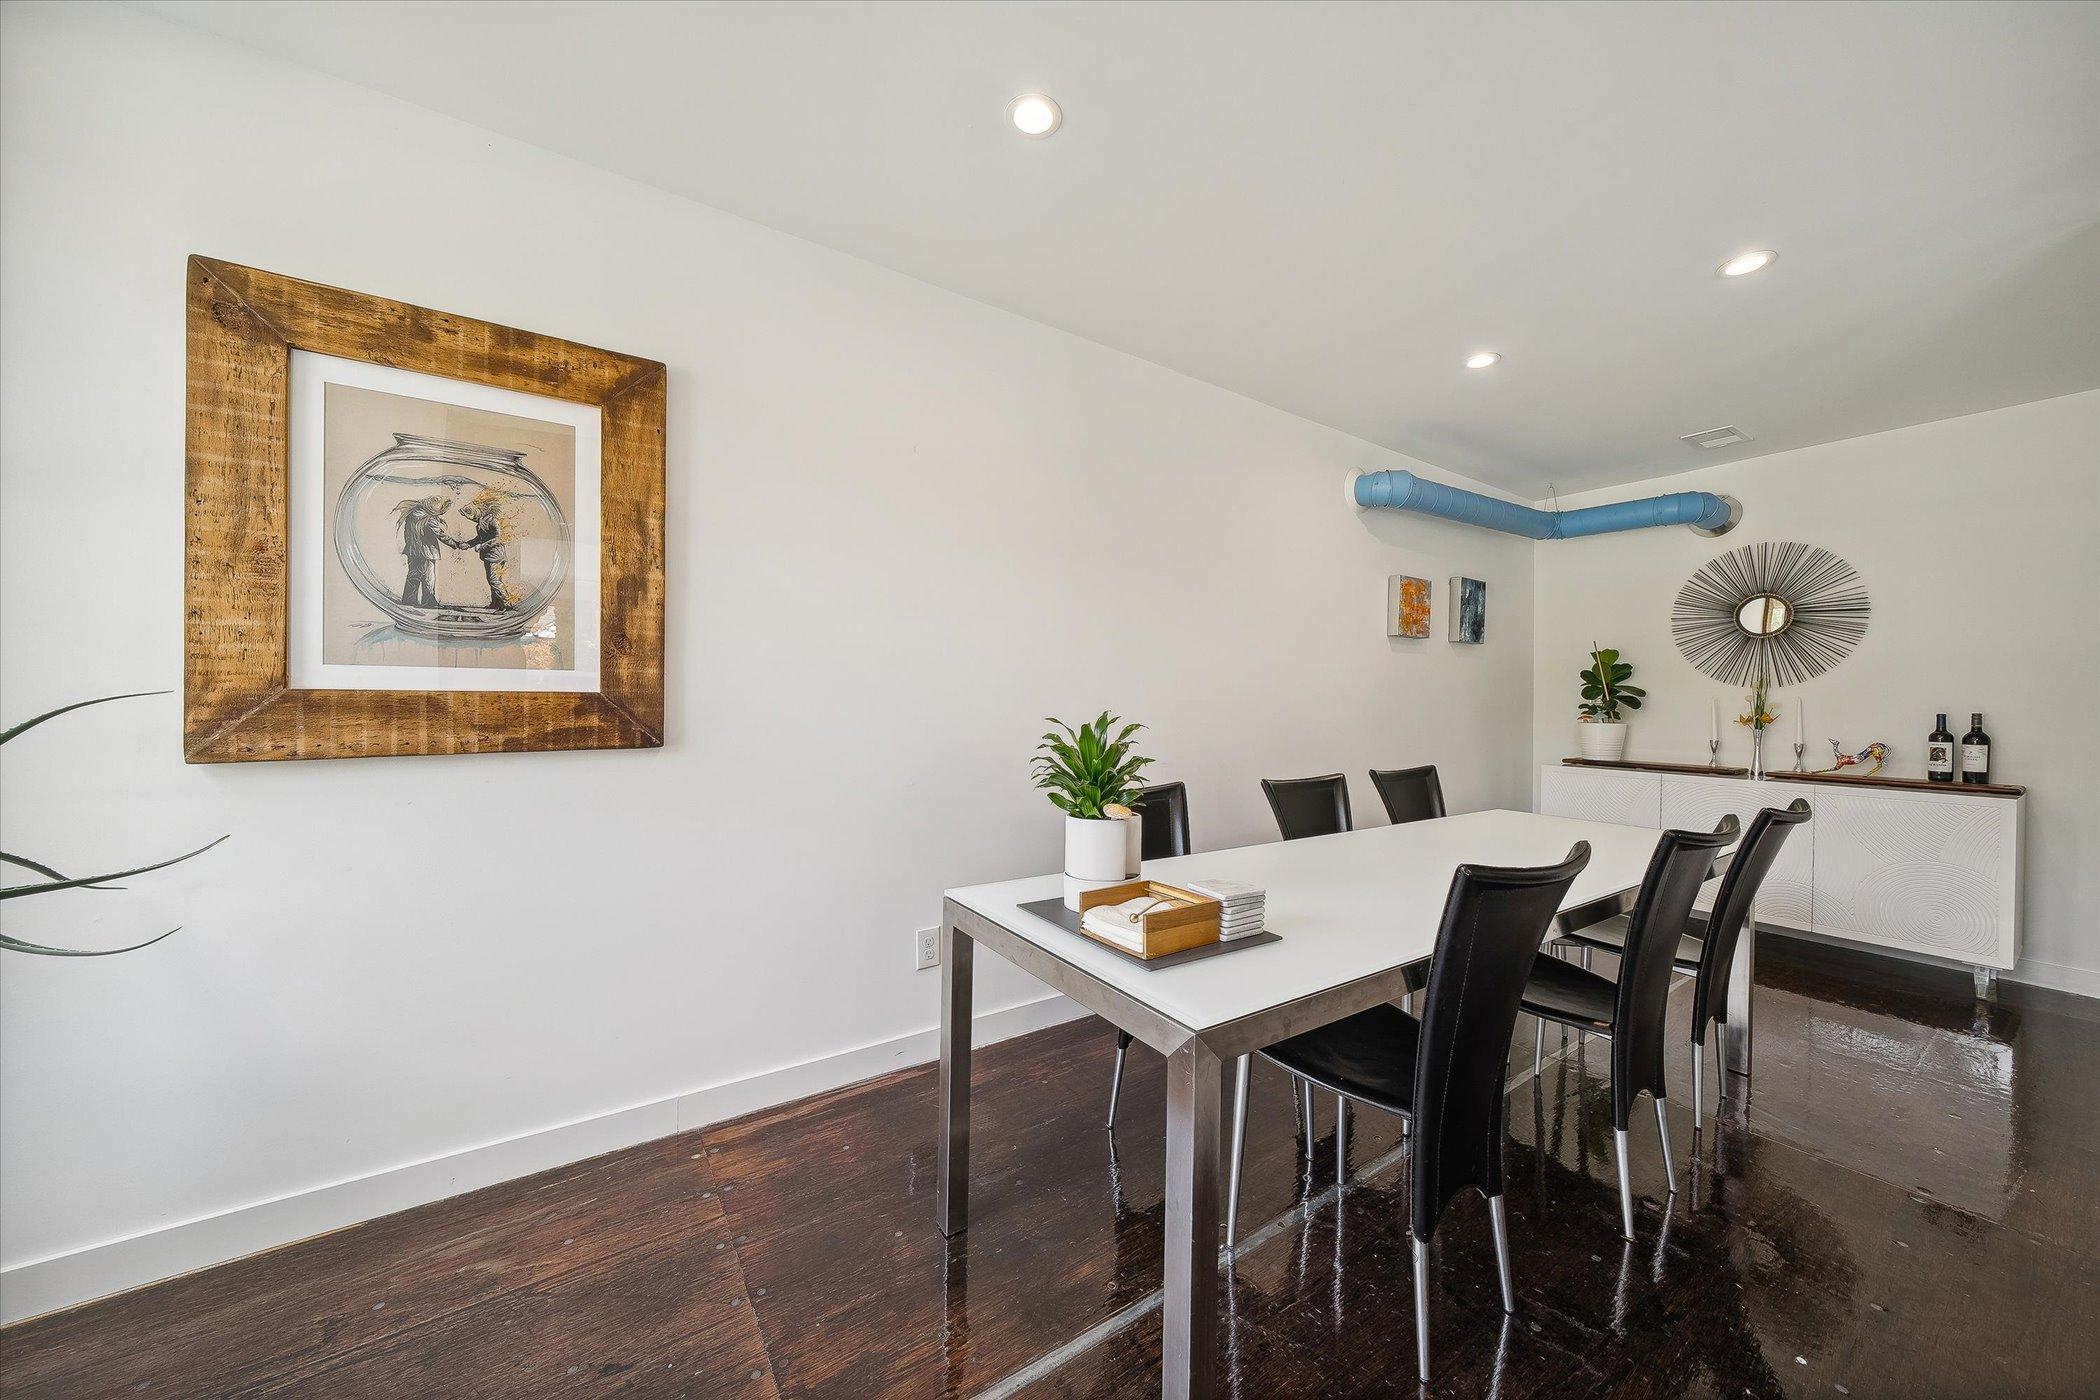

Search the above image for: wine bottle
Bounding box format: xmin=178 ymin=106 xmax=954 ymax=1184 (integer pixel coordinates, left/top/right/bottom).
xmin=1961 ymin=712 xmax=1992 ymax=784
xmin=1927 ymin=713 xmax=1955 ymax=782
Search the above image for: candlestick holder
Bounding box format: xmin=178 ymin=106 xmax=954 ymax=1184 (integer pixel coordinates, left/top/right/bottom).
xmin=1792 ymin=741 xmax=1806 ymax=772
xmin=1707 ymin=738 xmax=1721 ymax=770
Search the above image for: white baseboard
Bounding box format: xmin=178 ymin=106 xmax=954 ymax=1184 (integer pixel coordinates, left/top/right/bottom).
xmin=2007 ymin=955 xmax=2100 ymax=1001
xmin=0 ymin=992 xmax=1088 ymax=1327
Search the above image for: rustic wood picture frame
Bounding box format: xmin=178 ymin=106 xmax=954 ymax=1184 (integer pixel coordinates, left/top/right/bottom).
xmin=184 ymin=256 xmax=665 ymax=762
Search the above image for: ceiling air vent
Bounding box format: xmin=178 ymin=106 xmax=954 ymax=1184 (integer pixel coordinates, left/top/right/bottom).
xmin=1681 ymin=425 xmax=1751 ymax=450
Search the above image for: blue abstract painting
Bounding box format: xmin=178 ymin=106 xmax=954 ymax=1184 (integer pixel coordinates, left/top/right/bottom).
xmin=1449 ymin=576 xmax=1485 ymax=644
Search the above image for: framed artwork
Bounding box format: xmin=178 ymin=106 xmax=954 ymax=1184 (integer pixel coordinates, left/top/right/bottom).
xmin=1449 ymin=577 xmax=1486 ymax=643
xmin=1386 ymin=574 xmax=1431 ymax=638
xmin=184 ymin=256 xmax=665 ymax=762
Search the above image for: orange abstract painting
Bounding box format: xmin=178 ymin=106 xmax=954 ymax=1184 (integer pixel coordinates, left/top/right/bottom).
xmin=1387 ymin=574 xmax=1431 ymax=638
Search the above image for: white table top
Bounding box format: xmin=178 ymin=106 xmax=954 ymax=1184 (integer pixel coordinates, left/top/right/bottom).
xmin=945 ymin=809 xmax=1665 ymax=1036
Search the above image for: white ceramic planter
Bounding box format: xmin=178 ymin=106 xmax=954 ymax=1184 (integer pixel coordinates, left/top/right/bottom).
xmin=1065 ymin=815 xmax=1136 ymax=882
xmin=1576 ymin=718 xmax=1628 ymax=761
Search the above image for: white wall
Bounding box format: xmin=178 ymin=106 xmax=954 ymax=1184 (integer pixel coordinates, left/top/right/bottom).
xmin=1531 ymin=390 xmax=2100 ymax=994
xmin=0 ymin=3 xmax=1536 ymax=1317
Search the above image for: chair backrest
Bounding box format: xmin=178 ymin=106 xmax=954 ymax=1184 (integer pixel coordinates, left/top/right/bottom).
xmin=1410 ymin=841 xmax=1592 ymax=1240
xmin=1369 ymin=765 xmax=1446 ymax=825
xmin=1609 ymin=815 xmax=1740 ymax=1127
xmin=1692 ymin=799 xmax=1812 ymax=1039
xmin=1133 ymin=781 xmax=1191 ymax=861
xmin=1261 ymin=773 xmax=1352 ymax=841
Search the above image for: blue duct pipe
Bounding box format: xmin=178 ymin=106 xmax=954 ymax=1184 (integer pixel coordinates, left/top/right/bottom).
xmin=1351 ymin=470 xmax=1737 ymax=540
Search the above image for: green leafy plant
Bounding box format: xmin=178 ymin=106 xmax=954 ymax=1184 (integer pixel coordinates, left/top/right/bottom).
xmin=1577 ymin=644 xmax=1645 ymax=722
xmin=1 ymin=692 xmax=227 ymax=956
xmin=1031 ymin=712 xmax=1152 ymax=819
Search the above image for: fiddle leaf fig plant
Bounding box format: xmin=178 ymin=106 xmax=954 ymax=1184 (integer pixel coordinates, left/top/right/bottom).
xmin=1 ymin=691 xmax=228 ymax=956
xmin=1032 ymin=712 xmax=1152 ymax=819
xmin=1577 ymin=644 xmax=1645 ymax=722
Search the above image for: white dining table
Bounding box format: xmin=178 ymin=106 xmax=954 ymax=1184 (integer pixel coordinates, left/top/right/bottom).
xmin=936 ymin=808 xmax=1750 ymax=1398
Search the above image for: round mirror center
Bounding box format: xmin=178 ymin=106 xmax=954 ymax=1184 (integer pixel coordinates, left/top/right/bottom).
xmin=1736 ymin=594 xmax=1794 ymax=636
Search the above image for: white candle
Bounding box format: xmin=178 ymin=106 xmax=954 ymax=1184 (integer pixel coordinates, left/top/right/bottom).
xmin=1709 ymin=700 xmax=1719 ymax=745
xmin=1795 ymin=700 xmax=1804 ymax=746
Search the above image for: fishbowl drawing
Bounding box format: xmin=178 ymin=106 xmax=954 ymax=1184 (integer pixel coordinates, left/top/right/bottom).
xmin=331 ymin=433 xmax=572 ymax=644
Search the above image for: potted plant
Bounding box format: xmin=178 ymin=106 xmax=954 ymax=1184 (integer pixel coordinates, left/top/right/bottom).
xmin=1032 ymin=712 xmax=1152 ymax=890
xmin=1576 ymin=644 xmax=1644 ymax=761
xmin=2 ymin=692 xmax=226 ymax=956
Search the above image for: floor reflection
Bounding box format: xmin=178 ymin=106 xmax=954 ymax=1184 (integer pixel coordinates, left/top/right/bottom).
xmin=6 ymin=937 xmax=2096 ymax=1398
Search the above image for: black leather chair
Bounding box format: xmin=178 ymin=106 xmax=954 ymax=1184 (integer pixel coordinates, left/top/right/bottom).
xmin=1134 ymin=781 xmax=1191 ymax=861
xmin=1105 ymin=783 xmax=1194 ymax=1130
xmin=1261 ymin=773 xmax=1352 ymax=840
xmin=1369 ymin=765 xmax=1446 ymax=824
xmin=1550 ymin=799 xmax=1811 ymax=1127
xmin=1226 ymin=842 xmax=1593 ymax=1384
xmin=1520 ymin=817 xmax=1737 ymax=1240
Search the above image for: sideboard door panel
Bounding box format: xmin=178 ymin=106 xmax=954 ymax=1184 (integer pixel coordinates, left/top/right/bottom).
xmin=1810 ymin=788 xmax=2020 ymax=969
xmin=1540 ymin=767 xmax=1662 ymax=828
xmin=1660 ymin=775 xmax=1814 ymax=929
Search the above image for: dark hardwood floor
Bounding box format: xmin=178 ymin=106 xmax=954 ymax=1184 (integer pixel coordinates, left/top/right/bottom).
xmin=4 ymin=935 xmax=2095 ymax=1397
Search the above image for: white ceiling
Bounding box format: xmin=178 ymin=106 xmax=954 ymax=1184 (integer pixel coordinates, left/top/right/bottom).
xmin=140 ymin=1 xmax=2100 ymax=495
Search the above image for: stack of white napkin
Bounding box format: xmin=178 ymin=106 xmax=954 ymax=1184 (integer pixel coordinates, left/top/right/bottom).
xmin=1182 ymin=878 xmax=1266 ymax=940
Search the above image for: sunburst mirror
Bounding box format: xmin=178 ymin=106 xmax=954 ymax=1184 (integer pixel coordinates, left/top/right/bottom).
xmin=1671 ymin=541 xmax=1869 ymax=686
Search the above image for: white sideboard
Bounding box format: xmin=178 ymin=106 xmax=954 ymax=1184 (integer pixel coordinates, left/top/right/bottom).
xmin=1539 ymin=764 xmax=2024 ymax=975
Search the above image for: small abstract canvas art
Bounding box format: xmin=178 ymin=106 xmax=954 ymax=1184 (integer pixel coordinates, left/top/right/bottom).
xmin=1386 ymin=574 xmax=1431 ymax=638
xmin=1449 ymin=576 xmax=1486 ymax=643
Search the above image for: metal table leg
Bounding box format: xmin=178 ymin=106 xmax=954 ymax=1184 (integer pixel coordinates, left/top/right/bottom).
xmin=937 ymin=923 xmax=974 ymax=1237
xmin=1721 ymin=898 xmax=1755 ymax=1083
xmin=1163 ymin=1038 xmax=1222 ymax=1398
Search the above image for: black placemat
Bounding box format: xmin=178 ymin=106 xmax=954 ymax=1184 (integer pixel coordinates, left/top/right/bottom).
xmin=1016 ymin=897 xmax=1281 ymax=970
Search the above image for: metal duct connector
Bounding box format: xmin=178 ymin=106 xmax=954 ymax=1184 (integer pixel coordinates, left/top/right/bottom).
xmin=1349 ymin=469 xmax=1738 ymax=539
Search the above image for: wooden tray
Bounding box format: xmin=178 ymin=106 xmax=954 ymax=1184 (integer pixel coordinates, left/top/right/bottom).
xmin=1075 ymin=880 xmax=1221 ymax=958
xmin=1767 ymin=770 xmax=2026 ymax=797
xmin=1017 ymin=897 xmax=1281 ymax=970
xmin=1562 ymin=758 xmax=1750 ymax=777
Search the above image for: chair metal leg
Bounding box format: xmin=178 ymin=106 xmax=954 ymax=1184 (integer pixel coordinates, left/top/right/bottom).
xmin=1411 ymin=1235 xmax=1431 ymax=1384
xmin=1106 ymin=1033 xmax=1130 ymax=1130
xmin=1534 ymin=1018 xmax=1544 ymax=1075
xmin=1613 ymin=1127 xmax=1636 ymax=1241
xmin=1691 ymin=1039 xmax=1704 ymax=1129
xmin=1335 ymin=1094 xmax=1349 ymax=1185
xmin=1226 ymin=1055 xmax=1250 ymax=1248
xmin=1654 ymin=1097 xmax=1676 ymax=1191
xmin=1487 ymin=1194 xmax=1515 ymax=1313
xmin=1301 ymin=1078 xmax=1316 ymax=1164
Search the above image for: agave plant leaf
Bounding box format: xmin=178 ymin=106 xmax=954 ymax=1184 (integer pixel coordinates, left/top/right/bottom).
xmin=0 ymin=835 xmax=229 ymax=900
xmin=0 ymin=690 xmax=169 ymax=747
xmin=0 ymin=927 xmax=181 ymax=958
xmin=0 ymin=851 xmax=123 ymax=891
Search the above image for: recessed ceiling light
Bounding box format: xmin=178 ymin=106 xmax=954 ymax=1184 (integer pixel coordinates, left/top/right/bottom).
xmin=1009 ymin=93 xmax=1061 ymax=137
xmin=1682 ymin=425 xmax=1752 ymax=449
xmin=1464 ymin=352 xmax=1501 ymax=370
xmin=1719 ymin=250 xmax=1777 ymax=278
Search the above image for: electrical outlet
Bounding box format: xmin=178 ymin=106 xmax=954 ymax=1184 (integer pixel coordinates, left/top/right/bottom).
xmin=915 ymin=926 xmax=941 ymax=971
